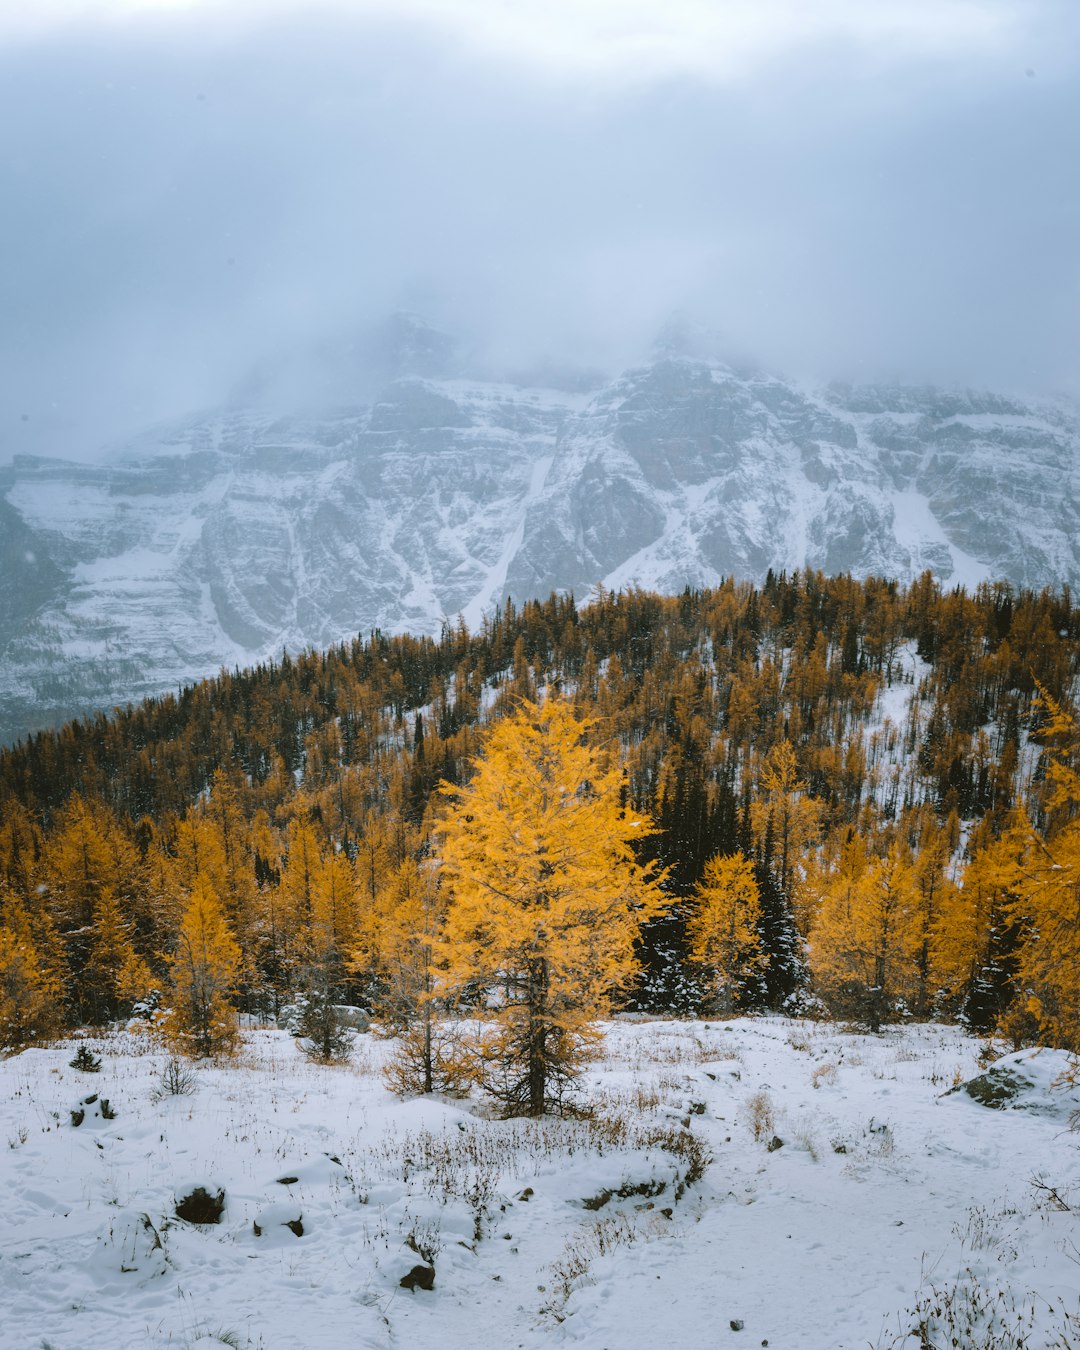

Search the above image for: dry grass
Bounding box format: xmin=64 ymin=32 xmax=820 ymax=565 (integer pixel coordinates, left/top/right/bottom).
xmin=546 ymin=1213 xmax=669 ymax=1319
xmin=743 ymin=1090 xmax=776 ymax=1142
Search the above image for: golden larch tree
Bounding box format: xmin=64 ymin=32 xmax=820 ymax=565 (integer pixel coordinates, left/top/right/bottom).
xmin=44 ymin=795 xmax=144 ymax=1015
xmin=687 ymin=851 xmax=766 ymax=1014
xmin=83 ymin=888 xmax=152 ymax=1024
xmin=809 ymin=835 xmax=921 ymax=1030
xmin=1006 ymin=690 xmax=1080 ymax=1052
xmin=0 ymin=893 xmax=63 ymax=1051
xmin=749 ymin=739 xmax=822 ymax=931
xmin=437 ymin=695 xmax=667 ymax=1116
xmin=161 ymin=875 xmax=242 ymax=1057
xmin=932 ymin=813 xmax=1025 ymax=1031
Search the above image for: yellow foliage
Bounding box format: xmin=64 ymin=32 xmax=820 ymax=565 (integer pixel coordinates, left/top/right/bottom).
xmin=83 ymin=888 xmax=145 ymax=1023
xmin=309 ymin=842 xmax=358 ymax=959
xmin=687 ymin=852 xmax=766 ymax=1013
xmin=996 ymin=691 xmax=1080 ymax=1052
xmin=437 ymin=695 xmax=667 ymax=1115
xmin=932 ymin=814 xmax=1023 ymax=1028
xmin=749 ymin=740 xmax=822 ymax=926
xmin=809 ymin=836 xmax=921 ymax=1029
xmin=160 ymin=875 xmax=241 ymax=1058
xmin=1010 ymin=821 xmax=1080 ymax=1052
xmin=0 ymin=895 xmax=63 ymax=1051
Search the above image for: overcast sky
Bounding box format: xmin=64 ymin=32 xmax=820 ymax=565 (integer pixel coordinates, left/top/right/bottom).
xmin=1 ymin=0 xmax=1078 ymax=461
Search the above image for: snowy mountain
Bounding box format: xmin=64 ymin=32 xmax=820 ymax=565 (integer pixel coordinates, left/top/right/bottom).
xmin=2 ymin=317 xmax=1078 ymax=743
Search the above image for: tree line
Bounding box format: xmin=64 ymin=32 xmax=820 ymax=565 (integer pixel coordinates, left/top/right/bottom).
xmin=0 ymin=571 xmax=1078 ymax=1104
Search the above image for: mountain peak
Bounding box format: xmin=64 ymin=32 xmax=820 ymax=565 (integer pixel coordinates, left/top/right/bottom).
xmin=362 ymin=312 xmax=460 ymax=382
xmin=1 ymin=354 xmax=1077 ymax=744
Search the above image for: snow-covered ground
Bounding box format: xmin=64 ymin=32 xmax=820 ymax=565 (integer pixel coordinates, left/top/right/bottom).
xmin=2 ymin=1018 xmax=1079 ymax=1349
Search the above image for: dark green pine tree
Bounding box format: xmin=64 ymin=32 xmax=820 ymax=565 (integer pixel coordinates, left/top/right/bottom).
xmin=631 ymin=744 xmax=739 ymax=1013
xmin=753 ymin=816 xmax=808 ymax=1009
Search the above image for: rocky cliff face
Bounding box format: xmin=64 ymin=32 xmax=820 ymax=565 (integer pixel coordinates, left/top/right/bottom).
xmin=2 ymin=327 xmax=1077 ymax=743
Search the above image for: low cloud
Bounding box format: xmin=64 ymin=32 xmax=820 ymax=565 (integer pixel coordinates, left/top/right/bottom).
xmin=1 ymin=1 xmax=1077 ymax=462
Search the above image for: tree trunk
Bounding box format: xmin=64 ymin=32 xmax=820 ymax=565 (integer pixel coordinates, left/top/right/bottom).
xmin=526 ymin=956 xmax=548 ymax=1117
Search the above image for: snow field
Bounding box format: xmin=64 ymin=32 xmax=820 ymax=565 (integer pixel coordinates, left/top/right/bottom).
xmin=1 ymin=1018 xmax=1078 ymax=1349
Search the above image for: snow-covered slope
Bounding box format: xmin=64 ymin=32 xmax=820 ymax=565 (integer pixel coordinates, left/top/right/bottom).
xmin=2 ymin=323 xmax=1078 ymax=742
xmin=2 ymin=1018 xmax=1078 ymax=1349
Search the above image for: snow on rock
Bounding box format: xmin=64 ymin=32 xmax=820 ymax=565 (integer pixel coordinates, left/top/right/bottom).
xmin=946 ymin=1047 xmax=1080 ymax=1118
xmin=69 ymin=1091 xmax=117 ymax=1128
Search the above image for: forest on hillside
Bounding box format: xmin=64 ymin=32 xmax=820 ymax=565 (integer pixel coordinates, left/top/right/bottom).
xmin=1 ymin=570 xmax=1079 ymax=1071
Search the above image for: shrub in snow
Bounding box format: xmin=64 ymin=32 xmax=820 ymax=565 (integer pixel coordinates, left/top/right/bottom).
xmin=547 ymin=1213 xmax=660 ymax=1319
xmin=69 ymin=1045 xmax=101 ymax=1072
xmin=811 ymin=1062 xmax=839 ymax=1089
xmin=152 ymin=1056 xmax=197 ymax=1100
xmin=882 ymin=1267 xmax=1060 ymax=1349
xmin=383 ymin=1017 xmax=476 ymax=1098
xmin=289 ymin=989 xmax=356 ymax=1063
xmin=783 ymin=988 xmax=828 ymax=1020
xmin=743 ymin=1090 xmax=776 ymax=1142
xmin=130 ymin=988 xmax=162 ymax=1021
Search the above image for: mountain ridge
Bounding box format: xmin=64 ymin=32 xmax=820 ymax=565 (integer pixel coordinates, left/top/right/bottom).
xmin=2 ymin=327 xmax=1077 ymax=743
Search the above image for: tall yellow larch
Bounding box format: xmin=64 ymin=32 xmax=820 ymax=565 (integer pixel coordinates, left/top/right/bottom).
xmin=749 ymin=739 xmax=822 ymax=930
xmin=687 ymin=851 xmax=766 ymax=1014
xmin=169 ymin=813 xmax=229 ymax=901
xmin=809 ymin=835 xmax=921 ymax=1030
xmin=0 ymin=802 xmax=42 ymax=901
xmin=0 ymin=892 xmax=63 ymax=1051
xmin=932 ymin=812 xmax=1026 ymax=1031
xmin=82 ymin=888 xmax=151 ymax=1024
xmin=203 ymin=769 xmax=261 ymax=958
xmin=437 ymin=695 xmax=667 ymax=1116
xmin=1007 ymin=823 xmax=1080 ymax=1053
xmin=277 ymin=818 xmax=322 ymax=986
xmin=905 ymin=812 xmax=958 ymax=1018
xmin=310 ymin=843 xmax=358 ymax=959
xmin=161 ymin=874 xmax=242 ymax=1057
xmin=348 ymin=816 xmax=399 ymax=1004
xmin=44 ymin=795 xmax=144 ymax=1014
xmin=1005 ymin=692 xmax=1080 ymax=1052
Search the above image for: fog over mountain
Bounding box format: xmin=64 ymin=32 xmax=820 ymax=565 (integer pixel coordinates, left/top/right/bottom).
xmin=1 ymin=3 xmax=1078 ymax=741
xmin=1 ymin=310 xmax=1077 ymax=744
xmin=1 ymin=1 xmax=1078 ymax=465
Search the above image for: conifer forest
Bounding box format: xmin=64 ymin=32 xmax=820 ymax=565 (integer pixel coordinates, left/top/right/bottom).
xmin=3 ymin=571 xmax=1079 ymax=1082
